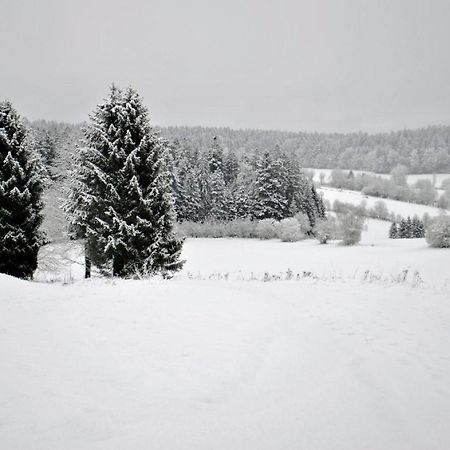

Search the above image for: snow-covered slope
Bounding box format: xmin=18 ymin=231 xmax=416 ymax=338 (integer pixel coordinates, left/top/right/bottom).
xmin=307 ymin=168 xmax=450 ymax=188
xmin=1 ymin=275 xmax=449 ymax=450
xmin=319 ymin=186 xmax=446 ymax=218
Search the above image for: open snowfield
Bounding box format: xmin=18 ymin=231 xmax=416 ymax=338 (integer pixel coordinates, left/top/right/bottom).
xmin=306 ymin=168 xmax=450 ymax=189
xmin=2 ymin=224 xmax=450 ymax=449
xmin=319 ymin=186 xmax=447 ymax=218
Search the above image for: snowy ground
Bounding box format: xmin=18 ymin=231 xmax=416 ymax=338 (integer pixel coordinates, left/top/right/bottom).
xmin=306 ymin=168 xmax=450 ymax=189
xmin=34 ymin=219 xmax=450 ymax=288
xmin=319 ymin=186 xmax=447 ymax=218
xmin=1 ymin=272 xmax=450 ymax=450
xmin=2 ymin=221 xmax=450 ymax=449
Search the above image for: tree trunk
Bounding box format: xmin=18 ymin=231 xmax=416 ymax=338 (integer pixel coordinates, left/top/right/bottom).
xmin=112 ymin=254 xmax=124 ymax=277
xmin=84 ymin=242 xmax=91 ymax=279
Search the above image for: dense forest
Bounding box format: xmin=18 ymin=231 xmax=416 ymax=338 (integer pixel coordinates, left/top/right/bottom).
xmin=161 ymin=125 xmax=450 ymax=174
xmin=29 ymin=120 xmax=450 ymax=174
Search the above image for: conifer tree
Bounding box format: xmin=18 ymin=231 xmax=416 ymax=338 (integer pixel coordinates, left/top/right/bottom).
xmin=389 ymin=222 xmax=398 ymax=239
xmin=0 ymin=101 xmax=44 ymax=279
xmin=223 ymin=149 xmax=239 ymax=185
xmin=411 ymin=216 xmax=425 ymax=238
xmin=64 ymin=86 xmax=183 ymax=277
xmin=208 ymin=136 xmax=224 ymax=173
xmin=252 ymin=152 xmax=288 ymax=220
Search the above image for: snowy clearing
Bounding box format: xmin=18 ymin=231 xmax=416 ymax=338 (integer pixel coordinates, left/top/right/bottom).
xmin=306 ymin=168 xmax=450 ymax=189
xmin=1 ymin=275 xmax=450 ymax=450
xmin=34 ymin=220 xmax=450 ymax=289
xmin=3 ymin=226 xmax=450 ymax=449
xmin=319 ymin=186 xmax=447 ymax=218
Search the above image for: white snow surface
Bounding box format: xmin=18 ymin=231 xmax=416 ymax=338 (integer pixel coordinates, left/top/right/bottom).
xmin=1 ymin=272 xmax=450 ymax=450
xmin=2 ymin=230 xmax=450 ymax=449
xmin=306 ymin=168 xmax=450 ymax=189
xmin=319 ymin=186 xmax=447 ymax=218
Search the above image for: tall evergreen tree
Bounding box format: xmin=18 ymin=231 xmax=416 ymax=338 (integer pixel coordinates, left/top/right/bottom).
xmin=64 ymin=86 xmax=183 ymax=277
xmin=208 ymin=136 xmax=224 ymax=173
xmin=0 ymin=101 xmax=44 ymax=279
xmin=223 ymin=149 xmax=239 ymax=185
xmin=389 ymin=222 xmax=399 ymax=239
xmin=251 ymin=152 xmax=288 ymax=221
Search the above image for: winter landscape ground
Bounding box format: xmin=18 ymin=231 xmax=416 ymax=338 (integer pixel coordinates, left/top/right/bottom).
xmin=1 ymin=190 xmax=449 ymax=450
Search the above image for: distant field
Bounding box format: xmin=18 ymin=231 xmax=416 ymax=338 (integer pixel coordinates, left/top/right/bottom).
xmin=306 ymin=168 xmax=450 ymax=189
xmin=318 ymin=186 xmax=447 ymax=218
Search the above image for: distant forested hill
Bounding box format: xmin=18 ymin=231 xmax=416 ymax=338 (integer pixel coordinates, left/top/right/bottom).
xmin=160 ymin=125 xmax=450 ymax=173
xmin=29 ymin=121 xmax=450 ymax=174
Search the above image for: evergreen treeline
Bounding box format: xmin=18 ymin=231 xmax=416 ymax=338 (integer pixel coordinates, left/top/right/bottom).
xmin=0 ymin=101 xmax=44 ymax=279
xmin=169 ymin=138 xmax=325 ymax=228
xmin=31 ymin=123 xmax=450 ymax=175
xmin=160 ymin=125 xmax=450 ymax=173
xmin=389 ymin=217 xmax=425 ymax=239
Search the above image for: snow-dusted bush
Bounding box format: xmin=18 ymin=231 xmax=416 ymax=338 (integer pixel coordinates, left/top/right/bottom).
xmin=425 ymin=216 xmax=450 ymax=248
xmin=313 ymin=217 xmax=337 ymax=244
xmin=337 ymin=213 xmax=365 ymax=245
xmin=227 ymin=219 xmax=257 ymax=238
xmin=255 ymin=219 xmax=279 ymax=239
xmin=294 ymin=212 xmax=312 ymax=235
xmin=176 ymin=219 xmax=259 ymax=239
xmin=370 ymin=200 xmax=389 ymax=220
xmin=277 ymin=218 xmax=304 ymax=242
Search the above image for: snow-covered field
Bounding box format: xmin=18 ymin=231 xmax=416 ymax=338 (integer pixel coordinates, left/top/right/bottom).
xmin=306 ymin=168 xmax=450 ymax=188
xmin=319 ymin=186 xmax=447 ymax=218
xmin=2 ymin=220 xmax=450 ymax=449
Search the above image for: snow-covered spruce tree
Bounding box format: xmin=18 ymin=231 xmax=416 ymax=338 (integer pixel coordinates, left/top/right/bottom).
xmin=285 ymin=157 xmax=325 ymax=229
xmin=252 ymin=152 xmax=288 ymax=221
xmin=389 ymin=222 xmax=399 ymax=239
xmin=64 ymin=86 xmax=184 ymax=277
xmin=170 ymin=140 xmax=202 ymax=222
xmin=0 ymin=101 xmax=44 ymax=279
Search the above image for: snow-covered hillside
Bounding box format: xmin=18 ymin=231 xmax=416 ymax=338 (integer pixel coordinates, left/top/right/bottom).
xmin=307 ymin=168 xmax=450 ymax=189
xmin=319 ymin=186 xmax=446 ymax=218
xmin=1 ymin=273 xmax=450 ymax=450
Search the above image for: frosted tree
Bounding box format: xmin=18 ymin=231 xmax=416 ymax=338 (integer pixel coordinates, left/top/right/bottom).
xmin=0 ymin=101 xmax=44 ymax=279
xmin=338 ymin=213 xmax=365 ymax=245
xmin=208 ymin=136 xmax=224 ymax=173
xmin=64 ymin=86 xmax=184 ymax=277
xmin=252 ymin=152 xmax=288 ymax=220
xmin=389 ymin=222 xmax=399 ymax=239
xmin=426 ymin=216 xmax=450 ymax=248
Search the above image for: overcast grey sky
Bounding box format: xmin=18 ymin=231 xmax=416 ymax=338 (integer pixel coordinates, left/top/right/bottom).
xmin=1 ymin=0 xmax=450 ymax=132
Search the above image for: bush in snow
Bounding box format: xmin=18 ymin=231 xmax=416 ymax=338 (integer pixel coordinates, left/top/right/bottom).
xmin=64 ymin=85 xmax=184 ymax=277
xmin=369 ymin=200 xmax=389 ymax=220
xmin=425 ymin=216 xmax=450 ymax=248
xmin=227 ymin=219 xmax=257 ymax=238
xmin=294 ymin=212 xmax=312 ymax=235
xmin=0 ymin=101 xmax=44 ymax=279
xmin=255 ymin=218 xmax=279 ymax=239
xmin=337 ymin=213 xmax=365 ymax=245
xmin=313 ymin=217 xmax=337 ymax=244
xmin=277 ymin=218 xmax=305 ymax=242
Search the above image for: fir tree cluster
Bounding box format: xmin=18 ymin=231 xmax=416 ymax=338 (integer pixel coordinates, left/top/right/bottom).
xmin=0 ymin=101 xmax=44 ymax=279
xmin=389 ymin=216 xmax=425 ymax=239
xmin=170 ymin=140 xmax=325 ymax=228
